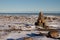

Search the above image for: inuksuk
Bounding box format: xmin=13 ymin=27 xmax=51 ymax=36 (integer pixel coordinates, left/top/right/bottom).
xmin=35 ymin=12 xmax=48 ymax=29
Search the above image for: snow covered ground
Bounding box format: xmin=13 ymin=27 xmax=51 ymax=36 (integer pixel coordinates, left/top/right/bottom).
xmin=2 ymin=31 xmax=59 ymax=40
xmin=0 ymin=15 xmax=60 ymax=40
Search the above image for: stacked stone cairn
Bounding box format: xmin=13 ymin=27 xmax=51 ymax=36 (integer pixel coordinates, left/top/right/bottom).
xmin=35 ymin=12 xmax=48 ymax=29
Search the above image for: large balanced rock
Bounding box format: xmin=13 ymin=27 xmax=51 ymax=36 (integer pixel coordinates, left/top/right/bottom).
xmin=35 ymin=12 xmax=48 ymax=29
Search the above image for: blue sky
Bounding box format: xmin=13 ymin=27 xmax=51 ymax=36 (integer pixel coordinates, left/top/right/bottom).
xmin=0 ymin=0 xmax=60 ymax=13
